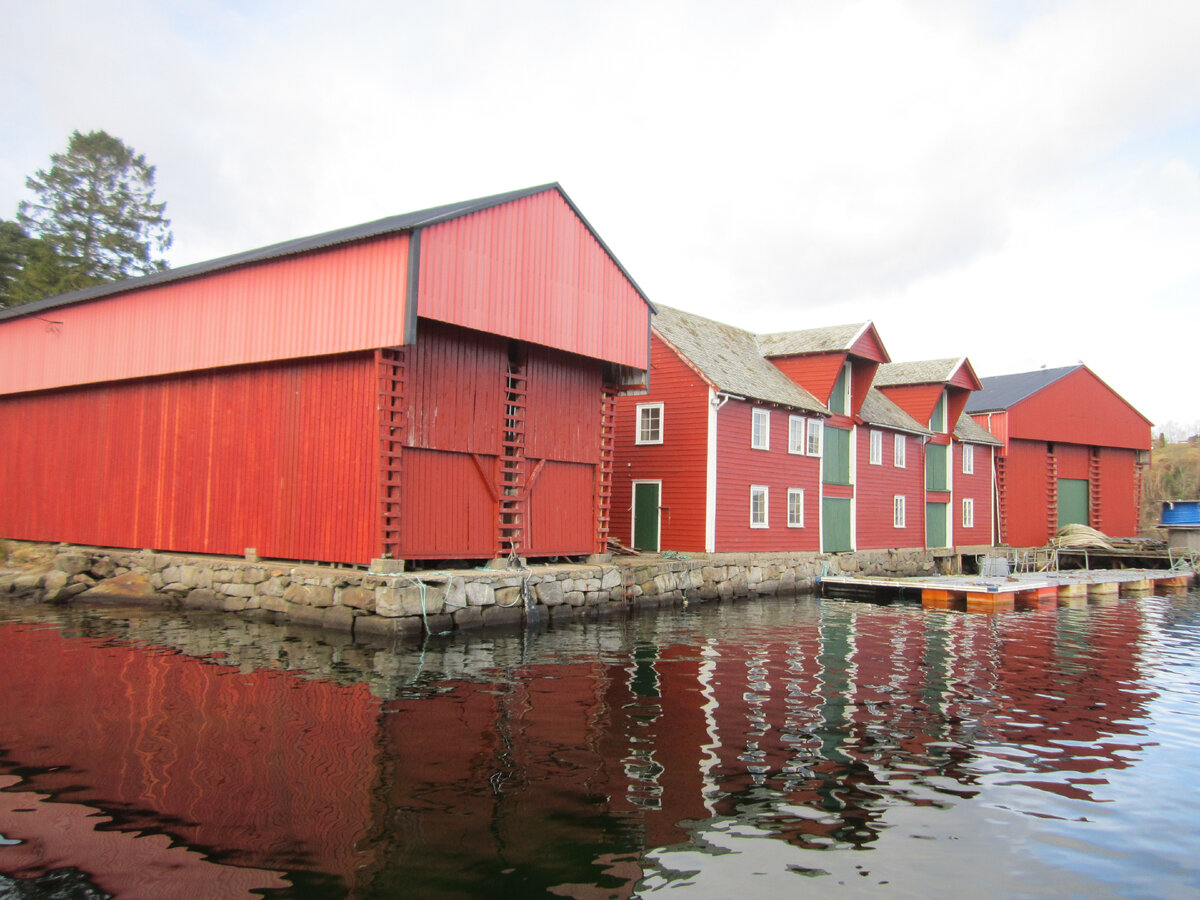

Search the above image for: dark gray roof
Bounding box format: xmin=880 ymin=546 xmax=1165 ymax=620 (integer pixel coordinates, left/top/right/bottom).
xmin=653 ymin=306 xmax=829 ymax=414
xmin=874 ymin=358 xmax=966 ymax=387
xmin=964 ymin=365 xmax=1082 ymax=413
xmin=756 ymin=322 xmax=868 ymax=356
xmin=954 ymin=413 xmax=1003 ymax=445
xmin=858 ymin=388 xmax=931 ymax=435
xmin=0 ymin=182 xmax=655 ymax=322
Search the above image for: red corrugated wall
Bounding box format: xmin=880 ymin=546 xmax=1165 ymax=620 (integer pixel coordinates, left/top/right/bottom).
xmin=418 ymin=189 xmax=649 ymax=371
xmin=714 ymin=399 xmax=821 ymax=551
xmin=0 ymin=235 xmax=410 ymax=396
xmin=0 ymin=353 xmax=377 ymax=563
xmin=855 ymin=427 xmax=926 ymax=550
xmin=955 ymin=443 xmax=994 ymax=546
xmin=612 ymin=334 xmax=712 ymax=551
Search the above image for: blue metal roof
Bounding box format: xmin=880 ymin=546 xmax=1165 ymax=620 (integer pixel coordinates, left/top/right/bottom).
xmin=964 ymin=365 xmax=1082 ymax=414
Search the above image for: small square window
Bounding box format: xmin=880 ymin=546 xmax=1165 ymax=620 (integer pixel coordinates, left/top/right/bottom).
xmin=894 ymin=495 xmax=906 ymax=529
xmin=750 ymin=485 xmax=769 ymax=528
xmin=869 ymin=430 xmax=882 ymax=465
xmin=963 ymin=444 xmax=974 ymax=475
xmin=806 ymin=418 xmax=823 ymax=457
xmin=894 ymin=434 xmax=906 ymax=468
xmin=752 ymin=409 xmax=770 ymax=450
xmin=636 ymin=403 xmax=663 ymax=445
xmin=788 ymin=416 xmax=806 ymax=454
xmin=963 ymin=497 xmax=975 ymax=528
xmin=787 ymin=489 xmax=805 ymax=527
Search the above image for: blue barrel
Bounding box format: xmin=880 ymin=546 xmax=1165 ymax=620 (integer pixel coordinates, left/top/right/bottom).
xmin=1161 ymin=501 xmax=1200 ymax=526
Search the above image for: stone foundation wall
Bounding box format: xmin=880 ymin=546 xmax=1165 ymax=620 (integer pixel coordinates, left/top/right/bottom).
xmin=0 ymin=541 xmax=943 ymax=640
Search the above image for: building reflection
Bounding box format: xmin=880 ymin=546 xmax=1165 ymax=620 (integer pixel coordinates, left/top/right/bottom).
xmin=0 ymin=595 xmax=1161 ymax=897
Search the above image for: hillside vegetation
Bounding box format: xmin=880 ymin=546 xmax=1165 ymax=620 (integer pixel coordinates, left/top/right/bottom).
xmin=1141 ymin=441 xmax=1200 ymax=534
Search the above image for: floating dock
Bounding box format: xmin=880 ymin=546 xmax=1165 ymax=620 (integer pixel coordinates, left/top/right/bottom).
xmin=820 ymin=568 xmax=1195 ymax=612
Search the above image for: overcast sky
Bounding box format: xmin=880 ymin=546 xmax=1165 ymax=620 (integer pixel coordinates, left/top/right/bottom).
xmin=3 ymin=1 xmax=1198 ymax=432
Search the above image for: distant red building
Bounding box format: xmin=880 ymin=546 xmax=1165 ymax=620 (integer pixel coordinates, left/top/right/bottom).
xmin=965 ymin=365 xmax=1151 ymax=546
xmin=0 ymin=184 xmax=653 ymax=564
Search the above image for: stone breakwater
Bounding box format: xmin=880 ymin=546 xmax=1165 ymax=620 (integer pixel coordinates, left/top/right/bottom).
xmin=0 ymin=542 xmax=943 ymax=639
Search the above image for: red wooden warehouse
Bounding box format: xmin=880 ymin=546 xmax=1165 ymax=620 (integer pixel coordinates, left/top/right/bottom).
xmin=0 ymin=184 xmax=653 ymax=565
xmin=611 ymin=306 xmax=829 ymax=553
xmin=965 ymin=365 xmax=1151 ymax=547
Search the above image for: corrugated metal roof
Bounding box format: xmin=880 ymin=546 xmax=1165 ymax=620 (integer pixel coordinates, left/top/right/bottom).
xmin=873 ymin=358 xmax=966 ymax=387
xmin=653 ymin=306 xmax=829 ymax=414
xmin=0 ymin=182 xmax=655 ymax=322
xmin=757 ymin=322 xmax=868 ymax=356
xmin=858 ymin=388 xmax=931 ymax=435
xmin=953 ymin=413 xmax=1003 ymax=445
xmin=963 ymin=365 xmax=1082 ymax=413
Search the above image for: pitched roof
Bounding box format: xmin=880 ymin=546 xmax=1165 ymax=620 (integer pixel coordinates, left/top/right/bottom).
xmin=873 ymin=358 xmax=969 ymax=387
xmin=963 ymin=365 xmax=1082 ymax=413
xmin=653 ymin=306 xmax=828 ymax=414
xmin=0 ymin=182 xmax=655 ymax=322
xmin=756 ymin=322 xmax=869 ymax=357
xmin=858 ymin=388 xmax=932 ymax=435
xmin=954 ymin=413 xmax=1003 ymax=445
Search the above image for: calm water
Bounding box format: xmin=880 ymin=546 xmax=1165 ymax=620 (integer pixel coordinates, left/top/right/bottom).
xmin=1 ymin=589 xmax=1198 ymax=899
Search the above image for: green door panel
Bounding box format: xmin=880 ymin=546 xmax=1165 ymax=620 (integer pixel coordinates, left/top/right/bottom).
xmin=633 ymin=482 xmax=660 ymax=552
xmin=822 ymin=497 xmax=852 ymax=553
xmin=1057 ymin=478 xmax=1089 ymax=528
xmin=925 ymin=443 xmax=948 ymax=491
xmin=823 ymin=426 xmax=852 ymax=485
xmin=926 ymin=501 xmax=948 ymax=548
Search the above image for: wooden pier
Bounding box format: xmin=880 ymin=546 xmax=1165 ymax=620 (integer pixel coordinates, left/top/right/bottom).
xmin=820 ymin=568 xmax=1195 ymax=613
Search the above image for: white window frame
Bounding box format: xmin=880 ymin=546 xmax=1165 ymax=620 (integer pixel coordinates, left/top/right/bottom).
xmin=750 ymin=485 xmax=769 ymax=528
xmin=894 ymin=434 xmax=906 ymax=468
xmin=806 ymin=418 xmax=823 ymax=457
xmin=894 ymin=495 xmax=906 ymax=529
xmin=962 ymin=443 xmax=974 ymax=475
xmin=788 ymin=415 xmax=807 ymax=455
xmin=635 ymin=402 xmax=664 ymax=445
xmin=751 ymin=408 xmax=770 ymax=450
xmin=787 ymin=488 xmax=805 ymax=527
xmin=963 ymin=497 xmax=975 ymax=528
xmin=869 ymin=430 xmax=882 ymax=465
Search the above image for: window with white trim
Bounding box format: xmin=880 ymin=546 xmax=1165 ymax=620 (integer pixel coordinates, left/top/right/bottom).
xmin=962 ymin=443 xmax=974 ymax=474
xmin=963 ymin=497 xmax=975 ymax=528
xmin=894 ymin=495 xmax=906 ymax=529
xmin=806 ymin=418 xmax=823 ymax=456
xmin=869 ymin=430 xmax=882 ymax=465
xmin=788 ymin=415 xmax=807 ymax=454
xmin=750 ymin=485 xmax=769 ymax=528
xmin=636 ymin=402 xmax=663 ymax=445
xmin=787 ymin=488 xmax=805 ymax=527
xmin=894 ymin=434 xmax=906 ymax=468
xmin=752 ymin=408 xmax=770 ymax=450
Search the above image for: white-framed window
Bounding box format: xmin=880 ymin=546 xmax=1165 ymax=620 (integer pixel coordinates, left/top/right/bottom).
xmin=750 ymin=485 xmax=769 ymax=528
xmin=636 ymin=402 xmax=663 ymax=445
xmin=787 ymin=488 xmax=805 ymax=527
xmin=894 ymin=434 xmax=906 ymax=468
xmin=788 ymin=415 xmax=807 ymax=454
xmin=869 ymin=430 xmax=882 ymax=465
xmin=963 ymin=443 xmax=974 ymax=474
xmin=752 ymin=408 xmax=770 ymax=450
xmin=963 ymin=497 xmax=975 ymax=528
xmin=893 ymin=495 xmax=906 ymax=529
xmin=806 ymin=418 xmax=823 ymax=456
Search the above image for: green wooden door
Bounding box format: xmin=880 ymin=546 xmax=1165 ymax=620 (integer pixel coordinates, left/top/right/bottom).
xmin=822 ymin=497 xmax=852 ymax=552
xmin=926 ymin=501 xmax=948 ymax=548
xmin=925 ymin=443 xmax=948 ymax=491
xmin=633 ymin=482 xmax=660 ymax=552
xmin=1057 ymin=478 xmax=1089 ymax=528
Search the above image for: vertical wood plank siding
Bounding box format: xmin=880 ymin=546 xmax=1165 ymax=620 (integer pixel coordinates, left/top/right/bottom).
xmin=714 ymin=400 xmax=821 ymax=552
xmin=397 ymin=448 xmax=498 ymax=558
xmin=527 ymin=462 xmax=596 ymax=555
xmin=1006 ymin=367 xmax=1152 ymax=450
xmin=612 ymin=335 xmax=712 ymax=552
xmin=417 ymin=190 xmax=650 ymax=371
xmin=1002 ymin=439 xmax=1060 ymax=547
xmin=523 ymin=344 xmax=604 ymax=463
xmin=0 ymin=354 xmax=377 ymax=564
xmin=0 ymin=235 xmax=410 ymax=396
xmin=855 ymin=428 xmax=926 ymax=550
xmin=1095 ymin=447 xmax=1140 ymax=537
